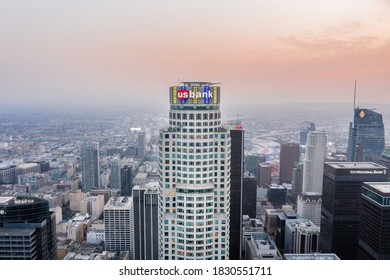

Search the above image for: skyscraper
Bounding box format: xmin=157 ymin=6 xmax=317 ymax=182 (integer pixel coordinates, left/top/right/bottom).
xmin=279 ymin=142 xmax=300 ymax=185
xmin=320 ymin=162 xmax=388 ymax=259
xmin=229 ymin=125 xmax=244 ymax=260
xmin=291 ymin=162 xmax=304 ymax=202
xmin=159 ymin=82 xmax=231 ymax=260
xmin=110 ymin=155 xmax=121 ymax=189
xmin=138 ymin=132 xmax=146 ymax=158
xmin=347 ymin=108 xmax=385 ymax=163
xmin=120 ymin=165 xmax=133 ymax=196
xmin=243 ymin=171 xmax=257 ymax=218
xmin=104 ymin=196 xmax=134 ymax=258
xmin=133 ymin=183 xmax=159 ymax=260
xmin=297 ymin=131 xmax=327 ymax=225
xmin=0 ymin=196 xmax=57 ymax=260
xmin=258 ymin=162 xmax=272 ymax=188
xmin=359 ymin=182 xmax=390 ymax=259
xmin=299 ymin=122 xmax=315 ymax=146
xmin=302 ymin=131 xmax=327 ymax=194
xmin=81 ymin=142 xmax=100 ymax=192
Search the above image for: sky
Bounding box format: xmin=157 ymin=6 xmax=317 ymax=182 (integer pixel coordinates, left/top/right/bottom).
xmin=1 ymin=0 xmax=390 ymax=112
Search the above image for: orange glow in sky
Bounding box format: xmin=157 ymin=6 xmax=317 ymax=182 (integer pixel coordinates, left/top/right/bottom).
xmin=1 ymin=0 xmax=390 ymax=110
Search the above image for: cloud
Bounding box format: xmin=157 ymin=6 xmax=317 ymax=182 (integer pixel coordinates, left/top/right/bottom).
xmin=278 ymin=21 xmax=387 ymax=57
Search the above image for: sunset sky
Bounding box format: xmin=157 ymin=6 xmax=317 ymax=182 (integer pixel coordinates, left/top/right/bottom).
xmin=1 ymin=0 xmax=390 ymax=111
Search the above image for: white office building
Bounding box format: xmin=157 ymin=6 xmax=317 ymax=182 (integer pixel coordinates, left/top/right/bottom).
xmin=104 ymin=196 xmax=134 ymax=259
xmin=297 ymin=131 xmax=327 ymax=225
xmin=159 ymin=82 xmax=231 ymax=260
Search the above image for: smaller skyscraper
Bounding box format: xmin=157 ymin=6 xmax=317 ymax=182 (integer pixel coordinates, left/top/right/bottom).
xmin=279 ymin=142 xmax=300 ymax=185
xmin=299 ymin=122 xmax=315 ymax=147
xmin=296 ymin=193 xmax=322 ymax=226
xmin=110 ymin=155 xmax=121 ymax=189
xmin=81 ymin=141 xmax=100 ymax=192
xmin=132 ymin=183 xmax=159 ymax=260
xmin=120 ymin=165 xmax=133 ymax=196
xmin=259 ymin=163 xmax=272 ymax=188
xmin=243 ymin=171 xmax=257 ymax=218
xmin=297 ymin=131 xmax=327 ymax=224
xmin=302 ymin=131 xmax=327 ymax=194
xmin=137 ymin=132 xmax=146 ymax=157
xmin=104 ymin=196 xmax=134 ymax=259
xmin=347 ymin=108 xmax=385 ymax=163
xmin=291 ymin=162 xmax=304 ymax=202
xmin=359 ymin=182 xmax=390 ymax=259
xmin=229 ymin=126 xmax=244 ymax=260
xmin=284 ymin=219 xmax=320 ymax=254
xmin=320 ymin=162 xmax=388 ymax=259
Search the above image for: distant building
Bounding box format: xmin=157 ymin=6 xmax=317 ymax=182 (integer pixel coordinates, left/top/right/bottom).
xmin=120 ymin=165 xmax=133 ymax=196
xmin=279 ymin=142 xmax=300 ymax=185
xmin=296 ymin=193 xmax=322 ymax=226
xmin=244 ymin=232 xmax=282 ymax=260
xmin=258 ymin=163 xmax=272 ymax=188
xmin=299 ymin=122 xmax=315 ymax=147
xmin=18 ymin=173 xmax=48 ymax=192
xmin=80 ymin=194 xmax=105 ymax=219
xmin=104 ymin=196 xmax=134 ymax=259
xmin=347 ymin=108 xmax=385 ymax=163
xmin=302 ymin=131 xmax=327 ymax=194
xmin=320 ymin=162 xmax=388 ymax=259
xmin=284 ymin=219 xmax=320 ymax=254
xmin=291 ymin=162 xmax=304 ymax=202
xmin=298 ymin=131 xmax=327 ymax=224
xmin=0 ymin=165 xmax=16 ymax=184
xmin=110 ymin=156 xmax=121 ymax=189
xmin=243 ymin=171 xmax=257 ymax=218
xmin=359 ymin=182 xmax=390 ymax=259
xmin=267 ymin=184 xmax=287 ymax=206
xmin=133 ymin=172 xmax=148 ymax=186
xmin=264 ymin=208 xmax=286 ymax=236
xmin=15 ymin=163 xmax=41 ymax=176
xmin=275 ymin=211 xmax=297 ymax=255
xmin=242 ymin=216 xmax=265 ymax=258
xmin=86 ymin=221 xmax=105 ymax=243
xmin=81 ymin=142 xmax=100 ymax=191
xmin=137 ymin=132 xmax=146 ymax=157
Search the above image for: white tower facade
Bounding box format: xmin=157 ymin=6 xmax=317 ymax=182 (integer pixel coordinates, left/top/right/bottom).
xmin=298 ymin=131 xmax=327 ymax=225
xmin=302 ymin=131 xmax=328 ymax=194
xmin=159 ymin=82 xmax=231 ymax=260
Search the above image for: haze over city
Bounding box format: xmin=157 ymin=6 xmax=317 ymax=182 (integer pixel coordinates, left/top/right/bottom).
xmin=1 ymin=0 xmax=390 ymax=111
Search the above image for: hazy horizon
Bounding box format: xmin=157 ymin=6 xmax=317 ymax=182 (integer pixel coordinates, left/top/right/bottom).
xmin=1 ymin=1 xmax=390 ymax=109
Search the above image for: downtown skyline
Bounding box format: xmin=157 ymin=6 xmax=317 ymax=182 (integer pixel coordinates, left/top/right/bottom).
xmin=1 ymin=0 xmax=390 ymax=111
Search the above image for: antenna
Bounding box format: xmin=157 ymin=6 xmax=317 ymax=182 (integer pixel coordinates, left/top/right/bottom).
xmin=353 ymin=80 xmax=357 ymax=111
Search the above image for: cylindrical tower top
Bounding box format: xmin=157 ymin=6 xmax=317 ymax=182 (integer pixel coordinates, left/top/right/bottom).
xmin=170 ymin=83 xmax=220 ymax=107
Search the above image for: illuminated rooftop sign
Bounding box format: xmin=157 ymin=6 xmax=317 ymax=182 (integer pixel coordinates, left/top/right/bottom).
xmin=170 ymin=85 xmax=220 ymax=105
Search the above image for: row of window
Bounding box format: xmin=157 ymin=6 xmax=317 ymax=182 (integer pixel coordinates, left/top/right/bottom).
xmin=169 ymin=121 xmax=220 ymax=127
xmin=163 ymin=132 xmax=229 ymax=140
xmin=169 ymin=112 xmax=221 ymax=120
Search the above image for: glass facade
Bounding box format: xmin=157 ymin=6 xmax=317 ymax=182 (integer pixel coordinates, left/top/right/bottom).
xmin=347 ymin=108 xmax=385 ymax=163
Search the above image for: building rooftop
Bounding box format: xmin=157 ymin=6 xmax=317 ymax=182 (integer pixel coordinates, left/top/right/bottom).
xmin=17 ymin=163 xmax=39 ymax=169
xmin=364 ymin=182 xmax=390 ymax=195
xmin=326 ymin=162 xmax=386 ymax=169
xmin=104 ymin=196 xmax=133 ymax=210
xmin=284 ymin=253 xmax=340 ymax=260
